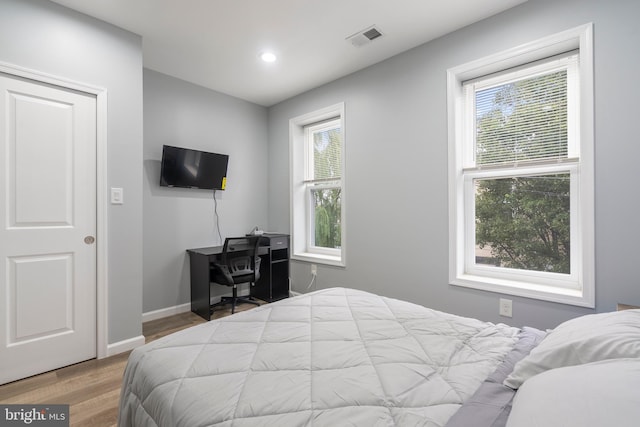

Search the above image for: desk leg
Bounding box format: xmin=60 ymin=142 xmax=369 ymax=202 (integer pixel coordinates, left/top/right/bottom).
xmin=189 ymin=253 xmax=211 ymax=321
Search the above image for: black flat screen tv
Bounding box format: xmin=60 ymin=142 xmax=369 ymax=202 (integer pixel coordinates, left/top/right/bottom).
xmin=160 ymin=145 xmax=229 ymax=190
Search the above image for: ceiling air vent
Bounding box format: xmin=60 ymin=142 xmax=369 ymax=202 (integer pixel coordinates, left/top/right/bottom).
xmin=346 ymin=25 xmax=384 ymax=48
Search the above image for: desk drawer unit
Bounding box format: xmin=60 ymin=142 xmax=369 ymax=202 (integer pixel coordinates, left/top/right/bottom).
xmin=255 ymin=234 xmax=290 ymax=302
xmin=265 ymin=235 xmax=288 ymax=249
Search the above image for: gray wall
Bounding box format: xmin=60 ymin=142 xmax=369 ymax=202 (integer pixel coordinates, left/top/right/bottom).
xmin=267 ymin=0 xmax=640 ymax=329
xmin=5 ymin=0 xmax=638 ymax=338
xmin=143 ymin=69 xmax=268 ymax=313
xmin=0 ymin=0 xmax=144 ymax=343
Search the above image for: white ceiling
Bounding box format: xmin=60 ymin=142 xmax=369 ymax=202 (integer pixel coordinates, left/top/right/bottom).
xmin=49 ymin=0 xmax=527 ymax=106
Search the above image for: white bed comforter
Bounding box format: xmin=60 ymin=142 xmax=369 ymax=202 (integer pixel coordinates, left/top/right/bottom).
xmin=118 ymin=288 xmax=519 ymax=427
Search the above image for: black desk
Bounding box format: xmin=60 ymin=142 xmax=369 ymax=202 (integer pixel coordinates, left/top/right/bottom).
xmin=187 ymin=234 xmax=290 ymax=320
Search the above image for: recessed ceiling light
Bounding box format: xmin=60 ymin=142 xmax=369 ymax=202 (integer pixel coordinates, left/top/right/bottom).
xmin=260 ymin=52 xmax=277 ymax=63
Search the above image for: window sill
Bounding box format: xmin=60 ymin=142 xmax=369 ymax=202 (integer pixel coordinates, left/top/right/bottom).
xmin=292 ymin=252 xmax=345 ymax=267
xmin=451 ymin=274 xmax=594 ymax=308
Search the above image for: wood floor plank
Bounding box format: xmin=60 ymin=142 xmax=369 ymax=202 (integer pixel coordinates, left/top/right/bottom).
xmin=0 ymin=303 xmax=257 ymax=426
xmin=3 ymin=356 xmax=129 ymax=405
xmin=70 ymin=388 xmax=121 ymax=427
xmin=0 ymin=371 xmax=59 ymax=401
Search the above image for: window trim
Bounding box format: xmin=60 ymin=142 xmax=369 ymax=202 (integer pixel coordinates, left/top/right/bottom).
xmin=290 ymin=103 xmax=346 ymax=267
xmin=447 ymin=24 xmax=594 ymax=307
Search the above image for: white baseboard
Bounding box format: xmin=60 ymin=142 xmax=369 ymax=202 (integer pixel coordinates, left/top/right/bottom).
xmin=106 ymin=334 xmax=145 ymax=357
xmin=104 ymin=303 xmax=194 ymax=358
xmin=290 ymin=291 xmax=302 ymax=297
xmin=142 ymin=302 xmax=192 ymax=323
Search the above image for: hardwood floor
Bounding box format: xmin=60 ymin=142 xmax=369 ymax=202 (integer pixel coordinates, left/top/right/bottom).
xmin=0 ymin=302 xmax=259 ymax=426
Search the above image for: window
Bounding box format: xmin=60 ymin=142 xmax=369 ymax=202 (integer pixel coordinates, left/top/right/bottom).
xmin=304 ymin=118 xmax=342 ymax=255
xmin=447 ymin=24 xmax=594 ymax=307
xmin=290 ymin=103 xmax=345 ymax=266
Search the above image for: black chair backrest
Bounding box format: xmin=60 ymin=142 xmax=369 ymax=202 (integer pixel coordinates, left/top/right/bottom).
xmin=219 ymin=236 xmax=262 ymax=284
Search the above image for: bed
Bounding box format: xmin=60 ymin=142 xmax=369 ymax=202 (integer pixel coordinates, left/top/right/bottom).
xmin=118 ymin=287 xmax=640 ymax=427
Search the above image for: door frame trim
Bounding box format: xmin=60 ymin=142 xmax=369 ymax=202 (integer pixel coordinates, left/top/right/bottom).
xmin=0 ymin=61 xmax=109 ymax=359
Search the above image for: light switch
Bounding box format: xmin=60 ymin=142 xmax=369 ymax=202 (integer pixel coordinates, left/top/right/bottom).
xmin=111 ymin=187 xmax=124 ymax=204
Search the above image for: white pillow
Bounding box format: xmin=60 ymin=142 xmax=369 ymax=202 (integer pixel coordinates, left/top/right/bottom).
xmin=506 ymin=359 xmax=640 ymax=427
xmin=504 ymin=309 xmax=640 ymax=389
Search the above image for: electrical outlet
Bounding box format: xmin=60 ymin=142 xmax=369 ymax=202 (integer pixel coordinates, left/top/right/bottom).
xmin=499 ymin=298 xmax=513 ymax=317
xmin=311 ymin=264 xmax=317 ymax=276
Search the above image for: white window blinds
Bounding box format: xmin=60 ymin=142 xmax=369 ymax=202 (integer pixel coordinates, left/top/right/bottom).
xmin=465 ymin=54 xmax=578 ymax=168
xmin=305 ymin=118 xmax=342 ymax=182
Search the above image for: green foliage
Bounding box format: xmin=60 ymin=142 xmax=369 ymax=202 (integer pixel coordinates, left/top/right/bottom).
xmin=475 ymin=175 xmax=570 ymax=273
xmin=314 ymin=188 xmax=341 ymax=249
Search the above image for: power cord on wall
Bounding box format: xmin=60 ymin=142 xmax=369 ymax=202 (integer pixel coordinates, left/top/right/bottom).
xmin=306 ymin=268 xmax=317 ymax=291
xmin=212 ymin=189 xmax=222 ymax=244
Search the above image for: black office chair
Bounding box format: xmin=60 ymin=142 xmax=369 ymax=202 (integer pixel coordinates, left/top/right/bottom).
xmin=210 ymin=236 xmax=262 ymax=314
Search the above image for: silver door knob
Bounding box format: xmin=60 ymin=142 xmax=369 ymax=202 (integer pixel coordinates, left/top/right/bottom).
xmin=84 ymin=236 xmax=95 ymax=244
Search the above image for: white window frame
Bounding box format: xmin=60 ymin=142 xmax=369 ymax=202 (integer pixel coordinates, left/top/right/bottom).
xmin=290 ymin=103 xmax=346 ymax=266
xmin=447 ymin=24 xmax=594 ymax=307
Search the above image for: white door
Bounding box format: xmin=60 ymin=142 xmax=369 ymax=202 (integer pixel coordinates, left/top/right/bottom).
xmin=0 ymin=72 xmax=97 ymax=385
